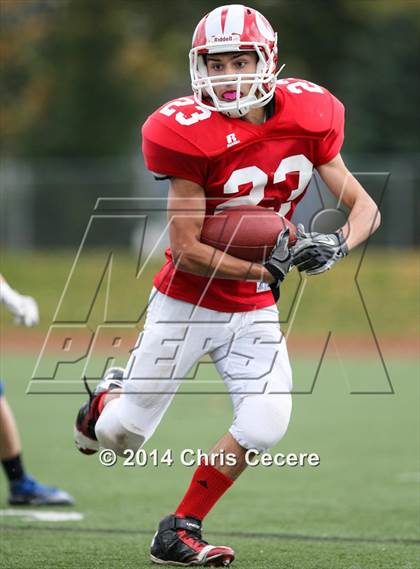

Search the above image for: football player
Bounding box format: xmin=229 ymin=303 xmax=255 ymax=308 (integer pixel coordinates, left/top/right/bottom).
xmin=74 ymin=5 xmax=380 ymax=566
xmin=0 ymin=274 xmax=74 ymax=505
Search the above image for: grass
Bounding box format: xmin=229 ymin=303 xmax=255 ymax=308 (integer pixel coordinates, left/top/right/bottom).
xmin=0 ymin=247 xmax=419 ymax=335
xmin=2 ymin=529 xmax=419 ymax=569
xmin=0 ymin=351 xmax=419 ymax=569
xmin=0 ymin=248 xmax=418 ymax=567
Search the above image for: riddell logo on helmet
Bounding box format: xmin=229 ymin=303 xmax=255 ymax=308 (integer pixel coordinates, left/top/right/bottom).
xmin=210 ymin=34 xmax=240 ymax=43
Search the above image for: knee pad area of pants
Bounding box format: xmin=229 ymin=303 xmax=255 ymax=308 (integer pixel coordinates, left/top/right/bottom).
xmin=95 ymin=399 xmax=145 ymax=457
xmin=230 ymin=394 xmax=292 ymax=453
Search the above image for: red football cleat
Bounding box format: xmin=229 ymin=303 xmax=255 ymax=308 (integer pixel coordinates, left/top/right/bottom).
xmin=73 ymin=367 xmax=124 ymax=455
xmin=150 ymin=515 xmax=235 ymax=566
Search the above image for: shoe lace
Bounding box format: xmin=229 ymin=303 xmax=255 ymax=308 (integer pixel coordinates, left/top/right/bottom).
xmin=13 ymin=475 xmax=41 ymax=492
xmin=179 ymin=527 xmax=209 ymax=549
xmin=83 ymin=375 xmax=94 ymax=404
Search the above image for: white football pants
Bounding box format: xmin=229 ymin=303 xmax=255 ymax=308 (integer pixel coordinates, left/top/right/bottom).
xmin=95 ymin=288 xmax=292 ymax=454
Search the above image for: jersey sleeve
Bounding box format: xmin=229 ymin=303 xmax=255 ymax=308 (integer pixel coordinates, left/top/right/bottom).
xmin=315 ymin=93 xmax=345 ymax=166
xmin=141 ymin=113 xmax=209 ymax=186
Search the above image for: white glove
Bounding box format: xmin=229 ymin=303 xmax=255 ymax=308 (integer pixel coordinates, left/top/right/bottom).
xmin=292 ymin=224 xmax=348 ymax=276
xmin=0 ymin=281 xmax=39 ymax=327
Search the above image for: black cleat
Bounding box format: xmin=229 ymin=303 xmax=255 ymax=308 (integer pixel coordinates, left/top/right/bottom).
xmin=73 ymin=367 xmax=124 ymax=454
xmin=150 ymin=515 xmax=235 ymax=566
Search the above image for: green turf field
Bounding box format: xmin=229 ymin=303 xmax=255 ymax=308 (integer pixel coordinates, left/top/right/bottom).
xmin=1 ymin=351 xmax=419 ymax=569
xmin=1 ymin=249 xmax=418 ymax=335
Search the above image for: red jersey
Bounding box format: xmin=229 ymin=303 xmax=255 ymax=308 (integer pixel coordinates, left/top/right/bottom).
xmin=142 ymin=78 xmax=345 ymax=312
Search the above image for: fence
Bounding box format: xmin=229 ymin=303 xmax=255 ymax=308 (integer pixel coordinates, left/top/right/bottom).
xmin=1 ymin=153 xmax=418 ymax=252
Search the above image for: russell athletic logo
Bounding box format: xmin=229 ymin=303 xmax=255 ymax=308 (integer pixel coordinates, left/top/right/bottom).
xmin=226 ymin=133 xmax=240 ymax=147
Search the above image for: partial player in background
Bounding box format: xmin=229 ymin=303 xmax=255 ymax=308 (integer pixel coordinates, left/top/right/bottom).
xmin=74 ymin=4 xmax=380 ymax=566
xmin=0 ymin=274 xmax=74 ymax=505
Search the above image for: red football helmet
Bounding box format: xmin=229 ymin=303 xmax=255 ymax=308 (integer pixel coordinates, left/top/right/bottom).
xmin=190 ymin=4 xmax=280 ymax=118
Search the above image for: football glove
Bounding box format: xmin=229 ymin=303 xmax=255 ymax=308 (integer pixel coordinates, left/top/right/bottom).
xmin=13 ymin=295 xmax=39 ymax=327
xmin=264 ymin=229 xmax=293 ymax=301
xmin=292 ymin=225 xmax=348 ymax=276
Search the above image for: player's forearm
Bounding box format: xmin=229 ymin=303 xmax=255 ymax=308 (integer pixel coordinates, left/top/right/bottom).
xmin=172 ymin=241 xmax=274 ymax=282
xmin=317 ymin=155 xmax=381 ymax=251
xmin=0 ymin=278 xmax=21 ymax=307
xmin=0 ymin=274 xmax=39 ymax=326
xmin=341 ymin=194 xmax=381 ymax=250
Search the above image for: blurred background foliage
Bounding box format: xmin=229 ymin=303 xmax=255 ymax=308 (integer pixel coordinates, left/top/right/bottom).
xmin=1 ymin=0 xmax=419 ymax=157
xmin=0 ymin=0 xmax=419 ymax=248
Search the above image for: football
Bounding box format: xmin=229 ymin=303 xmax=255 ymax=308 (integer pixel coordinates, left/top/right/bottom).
xmin=200 ymin=205 xmax=297 ymax=263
